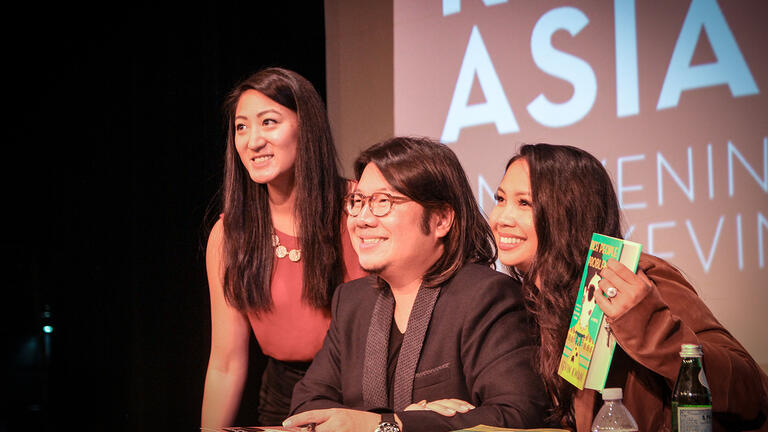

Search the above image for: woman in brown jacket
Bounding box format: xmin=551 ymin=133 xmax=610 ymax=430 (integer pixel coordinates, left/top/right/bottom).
xmin=485 ymin=143 xmax=768 ymax=431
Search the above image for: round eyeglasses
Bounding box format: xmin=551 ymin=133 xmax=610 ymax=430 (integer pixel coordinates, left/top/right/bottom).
xmin=344 ymin=192 xmax=411 ymax=217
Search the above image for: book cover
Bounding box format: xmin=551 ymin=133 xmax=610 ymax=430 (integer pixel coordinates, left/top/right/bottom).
xmin=557 ymin=233 xmax=642 ymax=390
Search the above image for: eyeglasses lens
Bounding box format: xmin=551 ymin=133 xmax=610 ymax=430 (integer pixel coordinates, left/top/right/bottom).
xmin=370 ymin=194 xmax=391 ymax=217
xmin=345 ymin=193 xmax=393 ymax=217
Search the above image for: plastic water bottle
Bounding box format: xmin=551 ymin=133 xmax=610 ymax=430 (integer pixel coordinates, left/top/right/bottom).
xmin=591 ymin=387 xmax=639 ymax=432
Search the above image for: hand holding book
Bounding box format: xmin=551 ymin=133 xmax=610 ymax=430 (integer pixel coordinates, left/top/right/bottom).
xmin=557 ymin=233 xmax=642 ymax=391
xmin=594 ymin=258 xmax=654 ymax=320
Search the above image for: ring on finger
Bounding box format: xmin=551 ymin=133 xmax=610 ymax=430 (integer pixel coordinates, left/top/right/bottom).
xmin=605 ymin=286 xmax=618 ymax=298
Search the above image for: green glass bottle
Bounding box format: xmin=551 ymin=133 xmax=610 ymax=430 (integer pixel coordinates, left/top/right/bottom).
xmin=671 ymin=344 xmax=712 ymax=432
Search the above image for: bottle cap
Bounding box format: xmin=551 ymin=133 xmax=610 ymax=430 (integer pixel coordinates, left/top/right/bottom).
xmin=680 ymin=344 xmax=703 ymax=357
xmin=602 ymin=387 xmax=622 ymax=400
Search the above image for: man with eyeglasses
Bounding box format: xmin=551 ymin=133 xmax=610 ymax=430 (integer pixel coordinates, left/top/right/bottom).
xmin=284 ymin=136 xmax=548 ymax=432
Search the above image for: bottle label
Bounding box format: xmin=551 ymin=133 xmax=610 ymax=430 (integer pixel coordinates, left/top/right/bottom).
xmin=698 ymin=369 xmax=710 ymax=390
xmin=677 ymin=406 xmax=712 ymax=432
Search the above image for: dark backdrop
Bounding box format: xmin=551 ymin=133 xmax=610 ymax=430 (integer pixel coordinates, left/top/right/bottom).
xmin=2 ymin=3 xmax=326 ymax=431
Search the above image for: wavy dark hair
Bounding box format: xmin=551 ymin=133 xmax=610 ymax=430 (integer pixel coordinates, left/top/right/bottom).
xmin=354 ymin=136 xmax=496 ymax=287
xmin=504 ymin=143 xmax=623 ymax=427
xmin=219 ymin=68 xmax=347 ymax=313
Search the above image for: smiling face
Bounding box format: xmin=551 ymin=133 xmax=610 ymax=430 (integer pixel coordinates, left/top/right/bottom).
xmin=234 ymin=89 xmax=299 ymax=187
xmin=347 ymin=163 xmax=446 ymax=287
xmin=488 ymin=159 xmax=539 ymax=273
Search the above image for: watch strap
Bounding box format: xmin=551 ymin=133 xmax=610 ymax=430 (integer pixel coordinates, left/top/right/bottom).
xmin=375 ymin=412 xmax=400 ymax=432
xmin=381 ymin=412 xmax=396 ymax=424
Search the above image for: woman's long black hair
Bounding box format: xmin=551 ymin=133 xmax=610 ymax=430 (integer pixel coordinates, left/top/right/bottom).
xmin=219 ymin=68 xmax=347 ymax=314
xmin=505 ymin=143 xmax=623 ymax=427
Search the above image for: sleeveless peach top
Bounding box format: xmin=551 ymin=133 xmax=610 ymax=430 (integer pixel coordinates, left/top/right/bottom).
xmin=248 ymin=224 xmax=365 ymax=361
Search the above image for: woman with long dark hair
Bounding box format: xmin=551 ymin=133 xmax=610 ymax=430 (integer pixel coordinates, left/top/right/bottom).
xmin=487 ymin=143 xmax=768 ymax=431
xmin=201 ymin=68 xmax=364 ymax=429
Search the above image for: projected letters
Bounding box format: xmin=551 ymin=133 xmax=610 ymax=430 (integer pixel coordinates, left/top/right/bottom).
xmin=604 ymin=139 xmax=765 ymax=272
xmin=441 ymin=0 xmax=759 ymax=143
xmin=393 ymin=0 xmax=767 ymax=364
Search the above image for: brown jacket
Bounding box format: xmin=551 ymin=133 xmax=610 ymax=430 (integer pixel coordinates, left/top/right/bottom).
xmin=573 ymin=254 xmax=768 ymax=431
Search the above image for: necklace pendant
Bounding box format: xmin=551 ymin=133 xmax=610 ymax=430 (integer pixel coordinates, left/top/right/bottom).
xmin=272 ymin=229 xmax=301 ymax=262
xmin=288 ymin=249 xmax=301 ymax=262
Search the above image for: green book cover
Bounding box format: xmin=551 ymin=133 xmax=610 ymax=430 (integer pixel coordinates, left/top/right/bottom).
xmin=557 ymin=233 xmax=641 ymax=390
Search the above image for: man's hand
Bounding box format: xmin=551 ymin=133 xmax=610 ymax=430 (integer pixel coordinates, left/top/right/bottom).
xmin=404 ymin=398 xmax=475 ymax=416
xmin=283 ymin=408 xmax=384 ymax=432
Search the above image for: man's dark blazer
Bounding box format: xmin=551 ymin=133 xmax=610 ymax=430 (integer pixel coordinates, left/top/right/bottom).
xmin=290 ymin=263 xmax=550 ymax=431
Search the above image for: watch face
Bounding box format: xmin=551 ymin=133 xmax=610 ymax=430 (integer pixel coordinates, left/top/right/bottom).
xmin=375 ymin=422 xmax=400 ymax=432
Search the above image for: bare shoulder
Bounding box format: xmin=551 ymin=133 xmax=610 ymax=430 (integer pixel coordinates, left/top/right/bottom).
xmin=206 ymin=217 xmax=226 ymax=262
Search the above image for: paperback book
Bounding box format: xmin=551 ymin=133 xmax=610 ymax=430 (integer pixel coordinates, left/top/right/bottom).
xmin=557 ymin=233 xmax=642 ymax=390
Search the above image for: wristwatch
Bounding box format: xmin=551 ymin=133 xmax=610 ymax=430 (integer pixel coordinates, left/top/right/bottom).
xmin=374 ymin=412 xmax=401 ymax=432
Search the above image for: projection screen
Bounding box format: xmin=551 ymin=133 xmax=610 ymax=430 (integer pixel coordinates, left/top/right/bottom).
xmin=327 ymin=0 xmax=767 ymax=368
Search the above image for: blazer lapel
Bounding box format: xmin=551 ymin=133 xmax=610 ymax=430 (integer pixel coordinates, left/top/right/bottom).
xmin=393 ymin=286 xmax=441 ymax=411
xmin=362 ymin=288 xmax=394 ymax=410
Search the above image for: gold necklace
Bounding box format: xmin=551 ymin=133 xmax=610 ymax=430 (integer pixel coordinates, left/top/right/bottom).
xmin=272 ymin=231 xmax=301 ymax=262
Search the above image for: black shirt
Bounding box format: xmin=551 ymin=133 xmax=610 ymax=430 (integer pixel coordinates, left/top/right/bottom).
xmin=386 ymin=316 xmax=404 ymax=408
